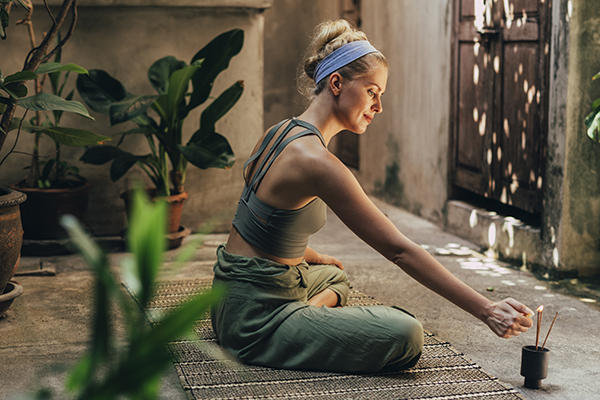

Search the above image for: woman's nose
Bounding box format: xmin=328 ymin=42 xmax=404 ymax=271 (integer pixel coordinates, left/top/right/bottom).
xmin=373 ymin=97 xmax=383 ymax=113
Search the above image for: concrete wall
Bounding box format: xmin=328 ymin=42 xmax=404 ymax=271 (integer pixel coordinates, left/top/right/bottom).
xmin=264 ymin=0 xmax=452 ymax=225
xmin=560 ymin=0 xmax=600 ymax=275
xmin=359 ymin=0 xmax=452 ymax=224
xmin=1 ymin=0 xmax=270 ymax=236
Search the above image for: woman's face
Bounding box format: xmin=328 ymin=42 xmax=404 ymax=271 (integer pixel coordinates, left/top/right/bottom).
xmin=335 ymin=62 xmax=388 ymax=134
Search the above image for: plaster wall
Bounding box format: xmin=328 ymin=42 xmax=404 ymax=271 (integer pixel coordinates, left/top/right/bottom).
xmin=560 ymin=0 xmax=600 ymax=275
xmin=0 ymin=1 xmax=269 ymax=236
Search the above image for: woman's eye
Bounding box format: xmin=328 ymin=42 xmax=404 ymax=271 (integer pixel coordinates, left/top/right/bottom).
xmin=368 ymin=90 xmax=375 ymax=97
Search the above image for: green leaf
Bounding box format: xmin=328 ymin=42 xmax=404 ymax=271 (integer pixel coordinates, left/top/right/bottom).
xmin=76 ymin=69 xmax=128 ymax=114
xmin=35 ymin=62 xmax=88 ymax=76
xmin=3 ymin=82 xmax=28 ymax=99
xmin=17 ymin=92 xmax=95 ymax=120
xmin=592 ymin=97 xmax=600 ymax=111
xmin=13 ymin=0 xmax=31 ymax=11
xmin=34 ymin=126 xmax=112 ymax=147
xmin=0 ymin=96 xmax=13 ymax=105
xmin=3 ymin=71 xmax=38 ymax=84
xmin=109 ymin=94 xmax=158 ymax=126
xmin=192 ymin=80 xmax=243 ymax=143
xmin=147 ymin=56 xmax=187 ymax=95
xmin=0 ymin=8 xmax=8 ymax=40
xmin=593 ymin=71 xmax=600 ymax=81
xmin=152 ymin=63 xmax=200 ymax=125
xmin=80 ymin=145 xmax=127 ymax=165
xmin=179 ymin=131 xmax=235 ymax=170
xmin=189 ymin=29 xmax=244 ymax=110
xmin=126 ymin=188 xmax=167 ymax=308
xmin=587 ymin=110 xmax=600 ymax=142
xmin=110 ymin=153 xmax=149 ymax=182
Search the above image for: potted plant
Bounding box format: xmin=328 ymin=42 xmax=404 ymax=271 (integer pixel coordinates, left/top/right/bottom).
xmin=0 ymin=0 xmax=105 ymax=296
xmin=585 ymin=69 xmax=600 ymax=141
xmin=76 ymin=29 xmax=244 ymax=243
xmin=9 ymin=45 xmax=111 ymax=242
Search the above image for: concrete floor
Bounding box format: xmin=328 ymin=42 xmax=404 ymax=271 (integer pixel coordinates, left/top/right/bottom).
xmin=1 ymin=198 xmax=599 ymax=399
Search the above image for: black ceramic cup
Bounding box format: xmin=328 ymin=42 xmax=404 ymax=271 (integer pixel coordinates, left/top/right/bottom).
xmin=520 ymin=345 xmax=550 ymax=389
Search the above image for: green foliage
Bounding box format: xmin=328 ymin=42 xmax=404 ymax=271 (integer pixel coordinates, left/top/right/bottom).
xmin=585 ymin=71 xmax=600 ymax=142
xmin=55 ymin=188 xmax=223 ymax=400
xmin=76 ymin=29 xmax=245 ymax=197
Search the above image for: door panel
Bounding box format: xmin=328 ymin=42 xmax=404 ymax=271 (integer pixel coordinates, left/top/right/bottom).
xmin=451 ymin=0 xmax=549 ymax=215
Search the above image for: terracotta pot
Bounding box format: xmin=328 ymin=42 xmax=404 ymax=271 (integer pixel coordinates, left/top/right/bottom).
xmin=0 ymin=188 xmax=27 ymax=293
xmin=121 ymin=189 xmax=189 ymax=234
xmin=0 ymin=281 xmax=24 ymax=317
xmin=10 ymin=182 xmax=91 ymax=240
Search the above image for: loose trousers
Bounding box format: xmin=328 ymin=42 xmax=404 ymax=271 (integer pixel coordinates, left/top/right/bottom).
xmin=211 ymin=244 xmax=423 ymax=373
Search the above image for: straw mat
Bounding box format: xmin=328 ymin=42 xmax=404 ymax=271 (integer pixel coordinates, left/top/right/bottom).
xmin=145 ymin=278 xmax=525 ymax=400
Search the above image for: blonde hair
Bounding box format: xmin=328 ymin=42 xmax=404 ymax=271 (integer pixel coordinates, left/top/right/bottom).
xmin=299 ymin=19 xmax=388 ymax=99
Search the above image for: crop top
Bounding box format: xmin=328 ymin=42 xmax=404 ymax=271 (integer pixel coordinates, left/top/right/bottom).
xmin=231 ymin=118 xmax=327 ymax=259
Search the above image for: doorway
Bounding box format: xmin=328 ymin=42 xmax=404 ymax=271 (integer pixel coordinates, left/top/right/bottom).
xmin=450 ymin=0 xmax=550 ymax=219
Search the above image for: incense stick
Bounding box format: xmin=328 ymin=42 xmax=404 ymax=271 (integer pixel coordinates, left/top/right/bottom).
xmin=541 ymin=312 xmax=558 ymax=350
xmin=535 ymin=305 xmax=544 ymax=351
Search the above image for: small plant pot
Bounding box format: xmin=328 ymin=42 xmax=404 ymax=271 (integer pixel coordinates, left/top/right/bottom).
xmin=520 ymin=345 xmax=550 ymax=389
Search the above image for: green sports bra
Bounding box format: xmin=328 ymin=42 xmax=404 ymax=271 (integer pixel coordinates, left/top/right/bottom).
xmin=231 ymin=118 xmax=327 ymax=259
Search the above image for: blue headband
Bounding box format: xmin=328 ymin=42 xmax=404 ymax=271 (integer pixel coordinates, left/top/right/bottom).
xmin=313 ymin=40 xmax=379 ymax=84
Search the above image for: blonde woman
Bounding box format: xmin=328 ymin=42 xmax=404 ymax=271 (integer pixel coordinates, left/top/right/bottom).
xmin=211 ymin=19 xmax=533 ymax=373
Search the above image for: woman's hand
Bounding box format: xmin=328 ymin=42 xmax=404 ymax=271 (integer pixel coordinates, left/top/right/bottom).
xmin=316 ymin=253 xmax=344 ymax=270
xmin=304 ymin=247 xmax=344 ymax=269
xmin=484 ymin=298 xmax=533 ymax=338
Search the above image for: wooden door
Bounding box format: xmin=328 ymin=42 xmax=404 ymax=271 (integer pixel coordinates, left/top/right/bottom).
xmin=451 ymin=0 xmax=550 ymax=215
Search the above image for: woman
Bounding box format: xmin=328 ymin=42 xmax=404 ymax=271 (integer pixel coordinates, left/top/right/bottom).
xmin=211 ymin=19 xmax=533 ymax=373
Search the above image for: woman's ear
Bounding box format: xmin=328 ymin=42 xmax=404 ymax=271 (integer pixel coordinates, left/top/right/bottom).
xmin=329 ymin=73 xmax=343 ymax=96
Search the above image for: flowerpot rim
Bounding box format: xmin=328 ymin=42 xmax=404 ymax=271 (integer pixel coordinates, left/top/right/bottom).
xmin=0 ymin=281 xmax=24 ymax=302
xmin=9 ymin=181 xmax=91 ymax=195
xmin=523 ymin=345 xmax=550 ymax=353
xmin=0 ymin=186 xmax=27 ymax=207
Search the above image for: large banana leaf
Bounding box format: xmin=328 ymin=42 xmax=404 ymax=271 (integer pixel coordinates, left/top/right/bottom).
xmin=147 ymin=56 xmax=187 ymax=96
xmin=188 ymin=29 xmax=244 ymax=111
xmin=109 ymin=152 xmax=151 ymax=182
xmin=76 ymin=69 xmax=128 ymax=114
xmin=109 ymin=94 xmax=158 ymax=126
xmin=190 ymin=80 xmax=244 ymax=143
xmin=179 ymin=131 xmax=234 ymax=170
xmin=80 ymin=145 xmax=127 ymax=165
xmin=18 ymin=92 xmax=94 ymax=120
xmin=151 ymin=63 xmax=200 ymax=126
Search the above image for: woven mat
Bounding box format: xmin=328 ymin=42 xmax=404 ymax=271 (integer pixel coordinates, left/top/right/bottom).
xmin=145 ymin=278 xmax=525 ymax=400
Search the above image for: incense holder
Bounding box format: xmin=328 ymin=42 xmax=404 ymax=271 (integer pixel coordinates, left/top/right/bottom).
xmin=520 ymin=345 xmax=550 ymax=389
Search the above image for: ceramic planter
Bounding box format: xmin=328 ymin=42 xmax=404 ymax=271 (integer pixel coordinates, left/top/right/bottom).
xmin=0 ymin=187 xmax=27 ymax=293
xmin=0 ymin=281 xmax=24 ymax=317
xmin=10 ymin=182 xmax=91 ymax=240
xmin=521 ymin=345 xmax=550 ymax=389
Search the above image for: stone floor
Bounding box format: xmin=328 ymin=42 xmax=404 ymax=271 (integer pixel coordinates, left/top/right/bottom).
xmin=1 ymin=197 xmax=599 ymax=399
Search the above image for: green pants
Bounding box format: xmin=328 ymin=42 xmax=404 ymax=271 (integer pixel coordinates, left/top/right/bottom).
xmin=211 ymin=244 xmax=423 ymax=373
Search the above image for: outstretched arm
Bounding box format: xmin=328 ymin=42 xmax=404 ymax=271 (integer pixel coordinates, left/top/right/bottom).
xmin=311 ymin=154 xmax=532 ymax=338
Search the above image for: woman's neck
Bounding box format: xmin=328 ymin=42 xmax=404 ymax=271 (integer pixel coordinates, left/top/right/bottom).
xmin=297 ymin=95 xmax=344 ymax=147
